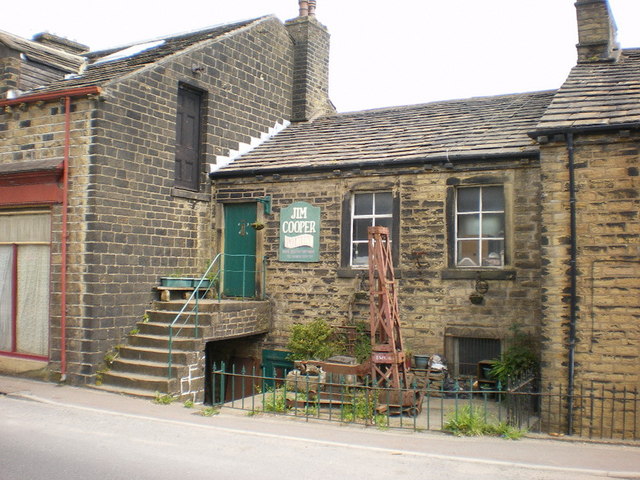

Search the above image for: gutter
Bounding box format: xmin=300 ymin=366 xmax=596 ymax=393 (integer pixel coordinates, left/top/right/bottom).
xmin=209 ymin=150 xmax=540 ymax=179
xmin=0 ymin=86 xmax=101 ymax=107
xmin=528 ymin=121 xmax=640 ymax=139
xmin=1 ymin=85 xmax=101 ymax=381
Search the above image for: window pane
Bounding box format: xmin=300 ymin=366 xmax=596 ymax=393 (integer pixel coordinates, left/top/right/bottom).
xmin=457 ymin=187 xmax=479 ymax=212
xmin=352 ymin=243 xmax=368 ymax=266
xmin=374 ymin=192 xmax=393 ymax=215
xmin=482 ymin=186 xmax=504 ymax=211
xmin=376 ymin=217 xmax=392 ymax=234
xmin=354 ymin=193 xmax=373 ymax=215
xmin=457 ymin=240 xmax=479 ymax=266
xmin=0 ymin=212 xmax=51 ymax=243
xmin=458 ymin=214 xmax=479 ymax=238
xmin=0 ymin=246 xmax=13 ymax=351
xmin=482 ymin=213 xmax=504 ymax=238
xmin=350 ymin=191 xmax=394 ymax=267
xmin=481 ymin=239 xmax=504 ymax=266
xmin=353 ymin=218 xmax=371 ymax=241
xmin=17 ymin=245 xmax=49 ymax=356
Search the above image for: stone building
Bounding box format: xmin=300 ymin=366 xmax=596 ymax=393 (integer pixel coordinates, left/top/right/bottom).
xmin=532 ymin=0 xmax=640 ymax=435
xmin=209 ymin=0 xmax=638 ymax=432
xmin=0 ymin=6 xmax=332 ymax=384
xmin=211 ymin=91 xmax=550 ymax=378
xmin=0 ymin=0 xmax=637 ymax=436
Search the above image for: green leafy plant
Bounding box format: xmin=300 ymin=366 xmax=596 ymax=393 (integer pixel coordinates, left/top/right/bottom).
xmin=153 ymin=392 xmax=174 ymax=405
xmin=444 ymin=405 xmax=488 ymax=436
xmin=129 ymin=327 xmax=140 ymax=336
xmin=199 ymin=406 xmax=219 ymax=417
xmin=287 ymin=319 xmax=341 ymax=361
xmin=490 ymin=422 xmax=526 ymax=440
xmin=341 ymin=391 xmax=376 ymax=423
xmin=490 ymin=324 xmax=539 ymax=386
xmin=262 ymin=387 xmax=288 ymax=413
xmin=95 ymin=367 xmax=108 ymax=386
xmin=183 ymin=400 xmax=194 ymax=408
xmin=353 ymin=321 xmax=372 ymax=364
xmin=443 ymin=405 xmax=526 ymax=439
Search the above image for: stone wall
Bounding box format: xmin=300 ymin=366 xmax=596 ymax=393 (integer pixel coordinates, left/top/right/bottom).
xmin=201 ymin=301 xmax=272 ymax=341
xmin=213 ymin=158 xmax=543 ymax=366
xmin=539 ymin=131 xmax=640 ymax=395
xmin=71 ymin=17 xmax=295 ymax=383
xmin=0 ymin=16 xmax=297 ymax=383
xmin=0 ymin=98 xmax=94 ymax=378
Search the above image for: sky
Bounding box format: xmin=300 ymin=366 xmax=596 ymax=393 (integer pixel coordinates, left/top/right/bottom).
xmin=3 ymin=0 xmax=640 ymax=113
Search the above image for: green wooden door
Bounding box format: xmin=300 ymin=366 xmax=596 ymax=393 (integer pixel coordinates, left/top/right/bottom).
xmin=224 ymin=203 xmax=257 ymax=297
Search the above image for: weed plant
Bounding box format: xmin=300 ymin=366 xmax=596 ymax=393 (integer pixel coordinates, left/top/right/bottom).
xmin=199 ymin=406 xmax=219 ymax=417
xmin=153 ymin=392 xmax=174 ymax=405
xmin=444 ymin=405 xmax=526 ymax=440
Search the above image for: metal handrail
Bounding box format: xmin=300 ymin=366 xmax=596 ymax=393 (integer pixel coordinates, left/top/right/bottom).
xmin=167 ymin=253 xmax=265 ymax=378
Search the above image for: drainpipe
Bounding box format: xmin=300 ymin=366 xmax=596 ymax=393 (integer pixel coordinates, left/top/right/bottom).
xmin=566 ymin=132 xmax=578 ymax=435
xmin=60 ymin=95 xmax=71 ymax=381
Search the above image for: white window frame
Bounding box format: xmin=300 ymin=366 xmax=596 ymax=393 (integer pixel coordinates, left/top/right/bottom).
xmin=454 ymin=185 xmax=505 ymax=268
xmin=350 ymin=192 xmax=393 ymax=268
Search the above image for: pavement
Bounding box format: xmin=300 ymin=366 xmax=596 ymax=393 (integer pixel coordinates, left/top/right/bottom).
xmin=1 ymin=374 xmax=640 ymax=479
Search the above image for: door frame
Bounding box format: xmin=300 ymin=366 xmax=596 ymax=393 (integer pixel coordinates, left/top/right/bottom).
xmin=219 ymin=201 xmax=264 ymax=298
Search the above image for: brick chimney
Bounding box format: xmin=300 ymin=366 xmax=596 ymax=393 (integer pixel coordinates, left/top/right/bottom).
xmin=0 ymin=46 xmax=20 ymax=98
xmin=575 ymin=0 xmax=620 ymax=63
xmin=285 ymin=0 xmax=333 ymax=122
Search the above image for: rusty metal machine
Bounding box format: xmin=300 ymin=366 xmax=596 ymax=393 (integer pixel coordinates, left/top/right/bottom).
xmin=367 ymin=226 xmax=408 ymax=389
xmin=368 ymin=226 xmax=422 ymax=414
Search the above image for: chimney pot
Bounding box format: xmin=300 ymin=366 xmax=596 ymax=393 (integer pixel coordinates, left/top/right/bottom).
xmin=308 ymin=0 xmax=317 ymax=16
xmin=298 ymin=0 xmax=309 ymax=17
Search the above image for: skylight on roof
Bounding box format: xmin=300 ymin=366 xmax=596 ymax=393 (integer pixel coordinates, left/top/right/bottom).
xmin=93 ymin=40 xmax=165 ymax=65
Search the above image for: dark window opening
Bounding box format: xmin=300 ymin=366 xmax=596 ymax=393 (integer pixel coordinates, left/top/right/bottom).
xmin=447 ymin=336 xmax=501 ymax=377
xmin=175 ymin=85 xmax=203 ymax=191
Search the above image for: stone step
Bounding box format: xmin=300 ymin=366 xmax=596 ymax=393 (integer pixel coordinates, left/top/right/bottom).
xmin=109 ymin=357 xmax=187 ymax=378
xmin=137 ymin=321 xmax=199 ymax=337
xmin=90 ymin=384 xmax=159 ymax=400
xmin=152 ymin=299 xmax=223 ymax=313
xmin=152 ymin=298 xmax=268 ymax=313
xmin=100 ymin=370 xmax=178 ymax=394
xmin=143 ymin=310 xmax=206 ymax=324
xmin=118 ymin=345 xmax=198 ymax=364
xmin=128 ymin=334 xmax=200 ymax=350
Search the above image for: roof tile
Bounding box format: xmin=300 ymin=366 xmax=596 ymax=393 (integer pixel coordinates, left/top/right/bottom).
xmin=213 ymin=91 xmax=555 ymax=175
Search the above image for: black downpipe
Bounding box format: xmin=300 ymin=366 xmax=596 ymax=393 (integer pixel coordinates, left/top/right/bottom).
xmin=566 ymin=132 xmax=578 ymax=435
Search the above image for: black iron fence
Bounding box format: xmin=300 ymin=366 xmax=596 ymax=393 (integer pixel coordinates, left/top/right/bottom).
xmin=209 ymin=362 xmax=639 ymax=441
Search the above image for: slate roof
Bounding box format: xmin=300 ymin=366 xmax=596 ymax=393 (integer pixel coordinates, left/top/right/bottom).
xmin=0 ymin=30 xmax=85 ymax=73
xmin=211 ymin=91 xmax=555 ymax=176
xmin=14 ymin=17 xmax=264 ymax=94
xmin=535 ymin=49 xmax=640 ymax=133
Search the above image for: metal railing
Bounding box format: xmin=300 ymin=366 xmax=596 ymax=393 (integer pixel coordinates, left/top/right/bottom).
xmin=167 ymin=254 xmax=266 ymax=378
xmin=208 ymin=363 xmax=640 ymax=441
